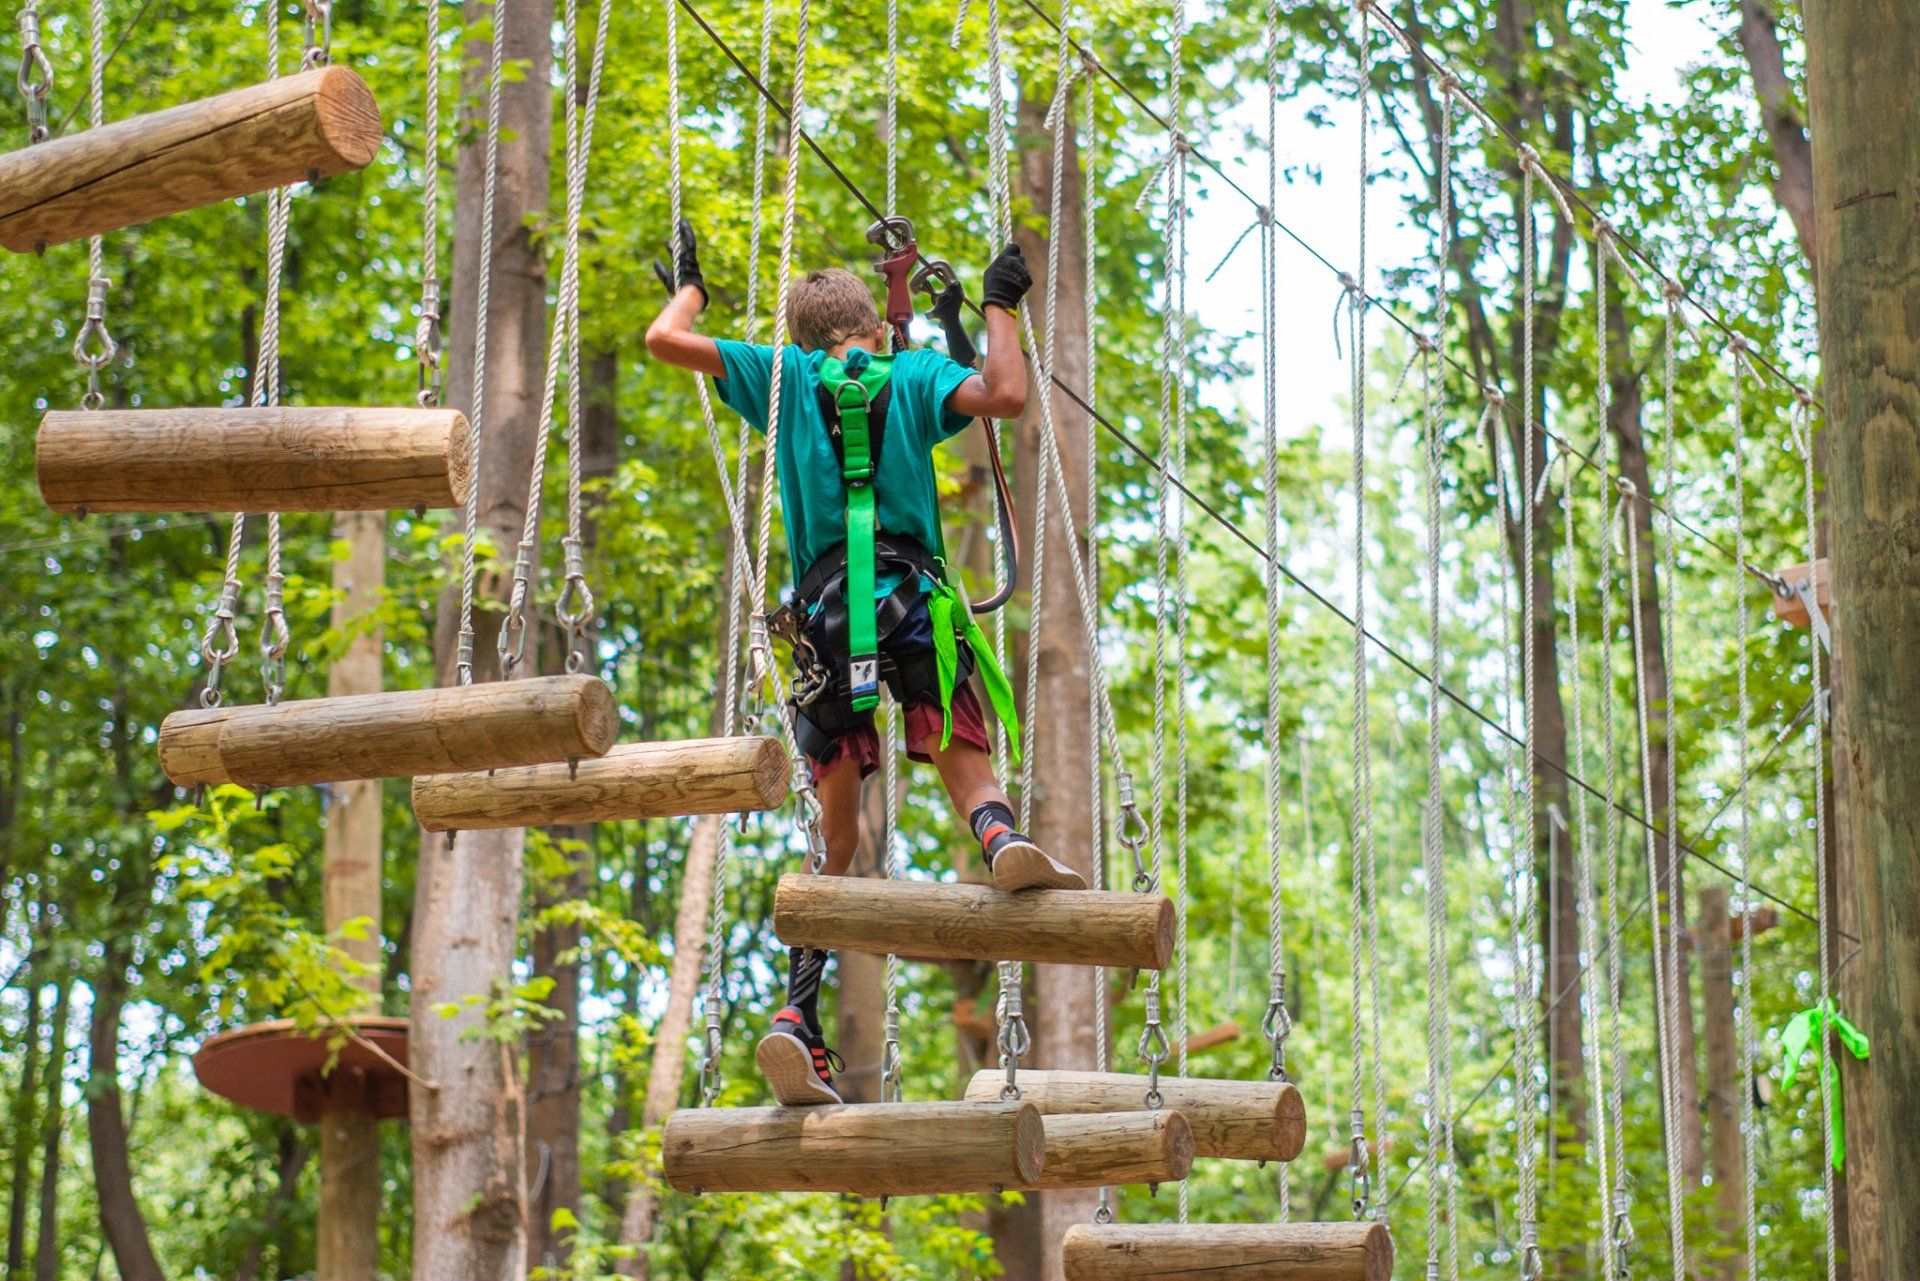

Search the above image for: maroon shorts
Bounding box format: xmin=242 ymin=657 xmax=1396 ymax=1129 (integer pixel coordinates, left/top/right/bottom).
xmin=807 ymin=684 xmax=992 ymax=782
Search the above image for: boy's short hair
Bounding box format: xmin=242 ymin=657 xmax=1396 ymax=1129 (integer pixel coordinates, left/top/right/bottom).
xmin=788 ymin=268 xmax=882 ymax=352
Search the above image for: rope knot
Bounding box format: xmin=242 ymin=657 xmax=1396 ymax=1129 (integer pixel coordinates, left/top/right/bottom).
xmin=1480 ymin=383 xmax=1507 ymax=408
xmin=1615 ymin=475 xmax=1640 ymax=498
xmin=1255 ymin=204 xmax=1274 ymax=227
xmin=1517 ymin=143 xmax=1542 ymax=171
xmin=1793 ymin=384 xmax=1814 ymax=407
xmin=1436 ymin=71 xmax=1460 ymax=96
xmin=1662 ymin=279 xmax=1686 ymax=303
xmin=1415 ymin=332 xmax=1438 ymax=355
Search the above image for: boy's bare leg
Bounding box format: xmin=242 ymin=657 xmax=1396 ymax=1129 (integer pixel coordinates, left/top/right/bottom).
xmin=917 ymin=731 xmax=1086 ymax=892
xmin=813 ymin=758 xmax=862 ymax=877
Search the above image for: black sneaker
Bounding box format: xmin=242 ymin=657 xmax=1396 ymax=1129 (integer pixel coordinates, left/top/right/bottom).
xmin=986 ymin=832 xmax=1088 ymax=892
xmin=756 ymin=1007 xmax=845 ymax=1106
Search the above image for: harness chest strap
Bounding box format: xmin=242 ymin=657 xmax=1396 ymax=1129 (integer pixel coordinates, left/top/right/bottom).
xmin=822 ymin=353 xmax=894 ymax=712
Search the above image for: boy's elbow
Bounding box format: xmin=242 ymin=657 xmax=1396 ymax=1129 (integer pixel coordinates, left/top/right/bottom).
xmin=644 ymin=321 xmax=671 ymax=362
xmin=990 ymin=388 xmax=1028 ymax=419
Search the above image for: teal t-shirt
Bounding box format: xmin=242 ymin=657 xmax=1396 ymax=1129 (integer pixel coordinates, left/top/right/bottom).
xmin=713 ymin=340 xmax=977 ymax=591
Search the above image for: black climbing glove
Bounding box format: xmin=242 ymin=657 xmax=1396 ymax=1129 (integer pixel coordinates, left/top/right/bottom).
xmin=929 ymin=282 xmax=979 ymax=367
xmin=979 ymin=242 xmax=1032 ymax=312
xmin=651 ymin=217 xmax=708 ymax=305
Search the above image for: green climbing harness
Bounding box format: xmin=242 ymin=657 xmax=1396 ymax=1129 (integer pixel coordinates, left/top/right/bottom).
xmin=820 ymin=351 xmax=895 ymax=713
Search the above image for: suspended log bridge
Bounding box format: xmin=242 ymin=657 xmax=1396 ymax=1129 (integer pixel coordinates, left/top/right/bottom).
xmin=36 ymin=406 xmax=472 ymax=514
xmin=774 ymin=874 xmax=1175 ymax=970
xmin=159 ymin=674 xmax=617 ymax=788
xmin=965 ymin=1068 xmax=1305 ymax=1163
xmin=192 ymin=1015 xmax=410 ymax=1125
xmin=411 ymin=735 xmax=788 ymax=832
xmin=0 ymin=66 xmax=381 ymax=252
xmin=662 ymin=1101 xmax=1044 ymax=1197
xmin=1770 ymin=558 xmax=1832 ymax=629
xmin=1016 ymin=1110 xmax=1193 ymax=1190
xmin=1061 ymin=1222 xmax=1395 ymax=1281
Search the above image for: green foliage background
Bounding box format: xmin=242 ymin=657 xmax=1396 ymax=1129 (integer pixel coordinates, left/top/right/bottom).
xmin=0 ymin=0 xmax=1846 ymax=1277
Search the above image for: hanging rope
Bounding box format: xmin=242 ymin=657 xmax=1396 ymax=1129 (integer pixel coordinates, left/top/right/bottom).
xmin=498 ymin=0 xmax=610 ymax=677
xmin=1512 ymin=149 xmax=1543 ymax=1281
xmin=1728 ymin=340 xmax=1762 ymax=1281
xmin=454 ymin=0 xmax=510 ymax=685
xmin=880 ymin=700 xmax=904 ymax=1102
xmin=415 ymin=0 xmax=444 ymax=407
xmin=1419 ymin=67 xmax=1457 ymax=1281
xmin=71 ymin=0 xmax=115 ymax=412
xmin=1791 ymin=381 xmax=1838 ymax=1281
xmin=1343 ymin=0 xmax=1384 ymax=1225
xmin=1575 ymin=225 xmax=1618 ymax=1280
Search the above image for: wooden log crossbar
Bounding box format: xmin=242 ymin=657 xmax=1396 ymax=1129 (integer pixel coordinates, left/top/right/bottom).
xmin=36 ymin=407 xmax=472 ymax=514
xmin=1061 ymin=1222 xmax=1395 ymax=1281
xmin=662 ymin=1101 xmax=1045 ymax=1198
xmin=159 ymin=674 xmax=618 ymax=788
xmin=1017 ymin=1110 xmax=1193 ymax=1190
xmin=965 ymin=1069 xmax=1306 ymax=1163
xmin=774 ymin=874 xmax=1175 ymax=970
xmin=0 ymin=66 xmax=381 ymax=252
xmin=411 ymin=735 xmax=788 ymax=832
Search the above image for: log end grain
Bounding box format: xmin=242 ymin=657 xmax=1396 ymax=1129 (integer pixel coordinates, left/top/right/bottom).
xmin=1274 ymin=1081 xmax=1307 ymax=1162
xmin=157 ymin=706 xmax=230 ymax=787
xmin=440 ymin=409 xmax=475 ymax=507
xmin=745 ymin=733 xmax=791 ymax=808
xmin=313 ymin=66 xmax=384 ymax=171
xmin=571 ymin=676 xmax=620 ymax=758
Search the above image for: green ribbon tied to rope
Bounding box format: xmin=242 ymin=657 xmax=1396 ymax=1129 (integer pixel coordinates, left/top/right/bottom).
xmin=1777 ymin=998 xmax=1870 ymax=1169
xmin=927 ymin=579 xmax=1021 ymax=768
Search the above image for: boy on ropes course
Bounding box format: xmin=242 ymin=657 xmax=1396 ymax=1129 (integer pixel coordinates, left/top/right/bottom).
xmin=646 ymin=222 xmax=1085 ymax=1106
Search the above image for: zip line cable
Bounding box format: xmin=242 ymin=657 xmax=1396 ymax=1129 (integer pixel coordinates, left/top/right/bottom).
xmin=669 ymin=0 xmax=1843 ymax=942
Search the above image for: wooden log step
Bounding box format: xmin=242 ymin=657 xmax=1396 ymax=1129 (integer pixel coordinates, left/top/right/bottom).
xmin=159 ymin=674 xmax=617 ymax=788
xmin=410 ymin=735 xmax=788 ymax=832
xmin=965 ymin=1068 xmax=1305 ymax=1163
xmin=662 ymin=1101 xmax=1045 ymax=1198
xmin=774 ymin=873 xmax=1174 ymax=970
xmin=1017 ymin=1110 xmax=1192 ymax=1190
xmin=0 ymin=66 xmax=381 ymax=252
xmin=36 ymin=406 xmax=472 ymax=514
xmin=1770 ymin=558 xmax=1832 ymax=629
xmin=1062 ymin=1222 xmax=1394 ymax=1281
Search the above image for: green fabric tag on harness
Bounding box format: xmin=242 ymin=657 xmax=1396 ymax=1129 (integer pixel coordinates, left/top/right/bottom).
xmin=819 ymin=351 xmax=894 ymax=713
xmin=928 ymin=580 xmax=1021 ymax=767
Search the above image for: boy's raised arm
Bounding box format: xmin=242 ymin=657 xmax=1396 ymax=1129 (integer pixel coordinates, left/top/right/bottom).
xmin=946 ymin=243 xmax=1033 ymax=422
xmin=644 ymin=218 xmax=727 ymax=379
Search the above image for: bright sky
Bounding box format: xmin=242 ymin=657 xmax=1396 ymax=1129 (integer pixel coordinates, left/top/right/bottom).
xmin=1185 ymin=0 xmax=1723 ymax=440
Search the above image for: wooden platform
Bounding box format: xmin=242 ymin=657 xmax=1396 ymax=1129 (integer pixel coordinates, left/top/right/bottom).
xmin=192 ymin=1015 xmax=409 ymax=1125
xmin=411 ymin=735 xmax=788 ymax=832
xmin=965 ymin=1068 xmax=1305 ymax=1163
xmin=159 ymin=674 xmax=618 ymax=788
xmin=662 ymin=1101 xmax=1045 ymax=1197
xmin=1061 ymin=1222 xmax=1394 ymax=1281
xmin=1771 ymin=558 xmax=1832 ymax=629
xmin=0 ymin=66 xmax=381 ymax=252
xmin=37 ymin=407 xmax=472 ymax=514
xmin=774 ymin=874 xmax=1175 ymax=970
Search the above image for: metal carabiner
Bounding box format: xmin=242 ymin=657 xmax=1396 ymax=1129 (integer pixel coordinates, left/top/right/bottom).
xmin=864 ymin=215 xmax=915 ymax=257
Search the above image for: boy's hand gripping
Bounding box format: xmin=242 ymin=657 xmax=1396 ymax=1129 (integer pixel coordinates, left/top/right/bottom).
xmin=651 ymin=216 xmax=709 ymax=305
xmin=980 ymin=241 xmax=1033 ymax=312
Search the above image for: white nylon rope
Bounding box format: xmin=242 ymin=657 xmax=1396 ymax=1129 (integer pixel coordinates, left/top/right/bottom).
xmin=1624 ymin=404 xmax=1685 ymax=1281
xmin=1345 ymin=0 xmax=1384 ymax=1224
xmin=1419 ymin=71 xmax=1456 ymax=1281
xmin=881 ymin=700 xmax=903 ymax=1102
xmin=1576 ymin=228 xmax=1617 ymax=1280
xmin=1514 ymin=153 xmax=1542 ymax=1281
xmin=1658 ymin=288 xmax=1691 ymax=1280
xmin=1728 ymin=342 xmax=1761 ymax=1281
xmin=1792 ymin=383 xmax=1837 ymax=1281
xmin=454 ymin=0 xmax=509 ymax=686
xmin=1168 ymin=0 xmax=1193 ymax=1228
xmin=416 ymin=0 xmax=444 ymax=407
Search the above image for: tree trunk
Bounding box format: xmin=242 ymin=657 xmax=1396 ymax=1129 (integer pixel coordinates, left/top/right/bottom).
xmin=87 ymin=945 xmax=165 ymax=1281
xmin=1733 ymin=0 xmax=1818 ymax=268
xmin=1804 ymin=1 xmax=1920 ymax=1270
xmin=1696 ymin=887 xmax=1745 ymax=1281
xmin=409 ymin=2 xmax=553 ymax=1278
xmin=1004 ymin=80 xmax=1096 ymax=1281
xmin=234 ymin=1130 xmax=311 ymax=1281
xmin=32 ymin=978 xmax=70 ymax=1281
xmin=318 ymin=510 xmax=385 ymax=1281
xmin=835 ymin=783 xmax=893 ymax=1281
xmin=7 ymin=949 xmax=44 ymax=1280
xmin=525 ymin=345 xmax=619 ymax=1273
xmin=1605 ymin=299 xmax=1706 ymax=1196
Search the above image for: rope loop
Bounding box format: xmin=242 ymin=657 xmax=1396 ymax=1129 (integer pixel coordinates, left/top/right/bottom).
xmin=496 ymin=541 xmax=536 ymax=673
xmin=1262 ymin=967 xmax=1293 ymax=1081
xmin=1517 ymin=1223 xmax=1542 ymax=1281
xmin=198 ymin=581 xmax=243 ymax=707
xmin=556 ymin=536 xmax=595 ymax=671
xmin=415 ymin=279 xmax=444 ymax=407
xmin=793 ymin=779 xmax=829 ymax=872
xmin=301 ymin=1 xmax=333 ymax=68
xmin=1347 ymin=1107 xmax=1372 ymax=1217
xmin=698 ymin=990 xmax=725 ymax=1104
xmin=259 ymin=569 xmax=291 ymax=706
xmin=996 ymin=960 xmax=1030 ymax=1099
xmin=1137 ymin=983 xmax=1171 ymax=1106
xmin=16 ymin=3 xmax=52 ymax=144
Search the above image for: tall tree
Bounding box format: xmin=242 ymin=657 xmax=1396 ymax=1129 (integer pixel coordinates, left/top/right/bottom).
xmin=409 ymin=2 xmax=554 ymax=1276
xmin=1805 ymin=0 xmax=1920 ymax=1271
xmin=31 ymin=976 xmax=69 ymax=1281
xmin=1005 ymin=76 xmax=1097 ymax=1281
